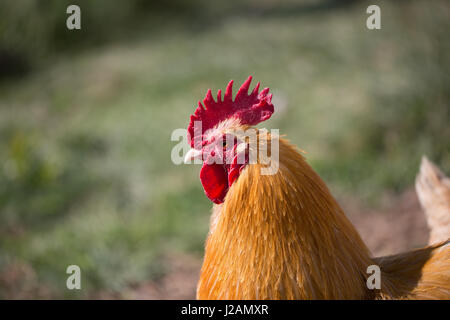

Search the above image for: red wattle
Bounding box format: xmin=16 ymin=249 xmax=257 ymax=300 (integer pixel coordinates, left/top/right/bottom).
xmin=228 ymin=154 xmax=244 ymax=186
xmin=200 ymin=162 xmax=228 ymax=204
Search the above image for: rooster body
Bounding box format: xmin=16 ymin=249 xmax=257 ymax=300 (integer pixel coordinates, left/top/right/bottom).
xmin=185 ymin=77 xmax=450 ymax=299
xmin=197 ymin=137 xmax=373 ymax=299
xmin=197 ymin=137 xmax=450 ymax=299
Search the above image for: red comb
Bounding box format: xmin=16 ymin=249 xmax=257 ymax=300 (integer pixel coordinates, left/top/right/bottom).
xmin=187 ymin=76 xmax=274 ymax=148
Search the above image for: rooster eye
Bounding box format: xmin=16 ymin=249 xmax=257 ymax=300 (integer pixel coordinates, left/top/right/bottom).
xmin=222 ymin=140 xmax=227 ymax=148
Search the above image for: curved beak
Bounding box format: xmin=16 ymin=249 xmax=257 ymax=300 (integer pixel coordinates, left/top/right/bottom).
xmin=184 ymin=148 xmax=203 ymax=164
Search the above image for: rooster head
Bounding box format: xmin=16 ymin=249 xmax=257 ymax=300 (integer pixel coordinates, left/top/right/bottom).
xmin=184 ymin=76 xmax=274 ymax=204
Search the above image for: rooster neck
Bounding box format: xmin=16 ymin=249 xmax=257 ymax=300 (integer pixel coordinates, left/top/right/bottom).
xmin=197 ymin=138 xmax=375 ymax=299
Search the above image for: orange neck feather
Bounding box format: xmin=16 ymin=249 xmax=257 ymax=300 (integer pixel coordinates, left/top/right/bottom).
xmin=197 ymin=137 xmax=375 ymax=299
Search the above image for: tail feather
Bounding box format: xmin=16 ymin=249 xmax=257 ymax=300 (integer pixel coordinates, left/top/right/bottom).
xmin=415 ymin=156 xmax=450 ymax=245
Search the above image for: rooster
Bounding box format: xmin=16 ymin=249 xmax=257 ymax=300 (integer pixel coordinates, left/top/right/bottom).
xmin=184 ymin=76 xmax=450 ymax=299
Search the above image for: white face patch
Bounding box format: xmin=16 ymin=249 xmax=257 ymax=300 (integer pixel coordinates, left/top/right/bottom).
xmin=204 ymin=118 xmax=243 ymax=143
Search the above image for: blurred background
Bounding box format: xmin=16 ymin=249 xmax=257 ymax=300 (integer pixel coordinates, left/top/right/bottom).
xmin=0 ymin=0 xmax=449 ymax=299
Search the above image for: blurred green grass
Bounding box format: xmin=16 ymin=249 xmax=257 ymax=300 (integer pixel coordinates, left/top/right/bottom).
xmin=0 ymin=0 xmax=449 ymax=298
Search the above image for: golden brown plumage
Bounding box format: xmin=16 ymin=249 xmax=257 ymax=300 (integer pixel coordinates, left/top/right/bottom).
xmin=196 ymin=132 xmax=450 ymax=299
xmin=375 ymin=241 xmax=450 ymax=299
